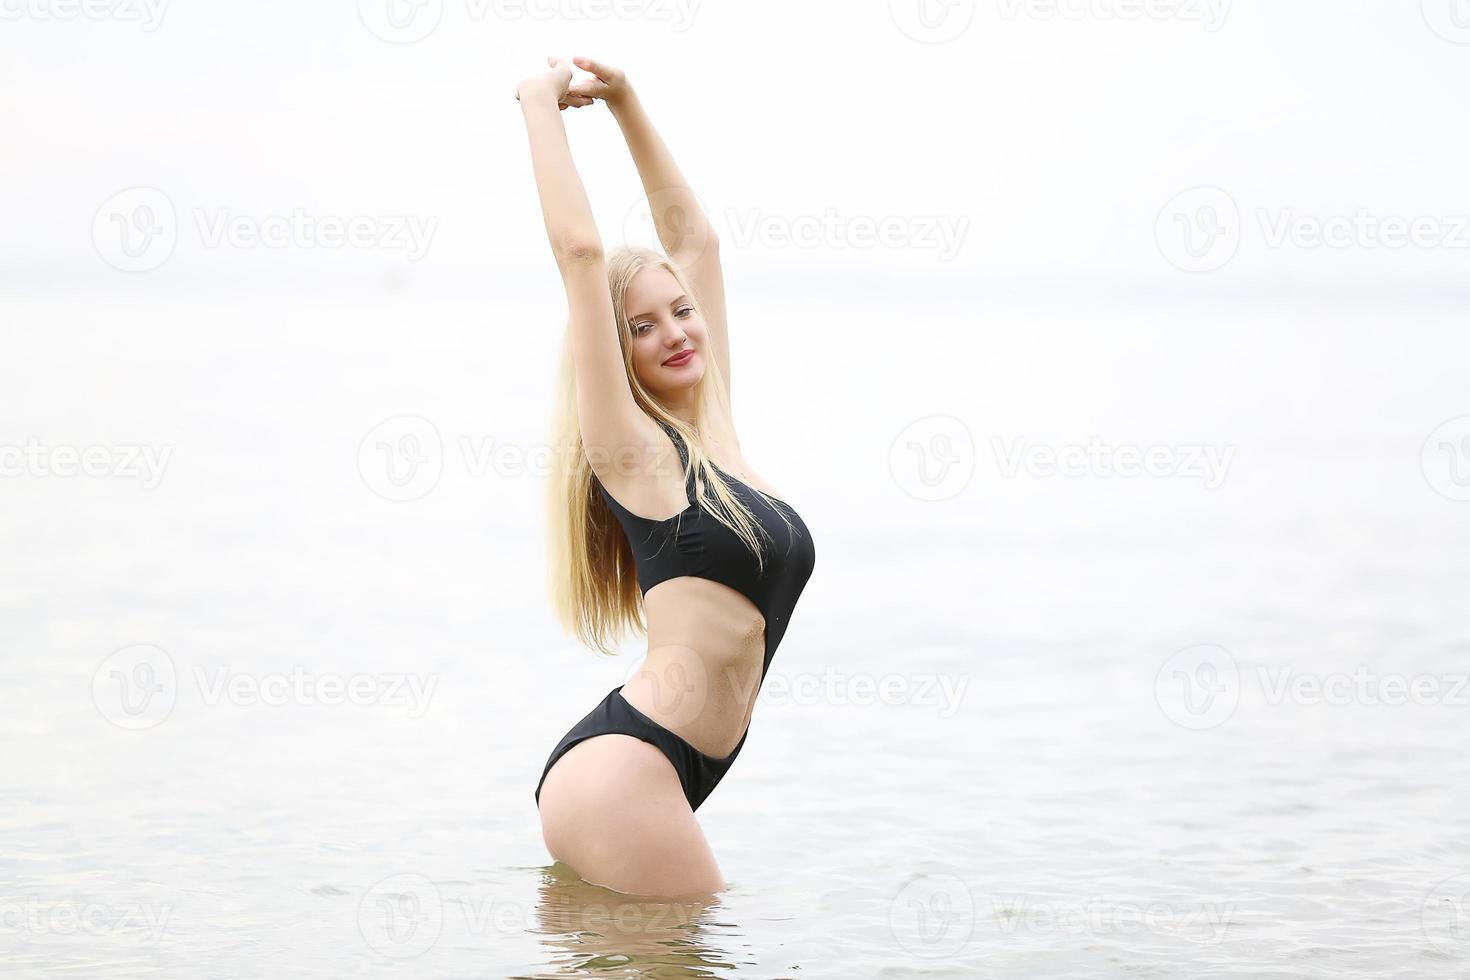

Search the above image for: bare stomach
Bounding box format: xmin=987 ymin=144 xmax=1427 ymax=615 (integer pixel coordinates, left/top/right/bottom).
xmin=619 ymin=576 xmax=768 ymax=760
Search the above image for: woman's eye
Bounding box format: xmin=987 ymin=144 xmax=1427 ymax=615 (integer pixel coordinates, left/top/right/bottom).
xmin=676 ymin=306 xmax=693 ymax=317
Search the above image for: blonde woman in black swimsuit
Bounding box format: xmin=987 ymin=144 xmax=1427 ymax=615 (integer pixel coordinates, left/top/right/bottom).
xmin=518 ymin=55 xmax=817 ymax=897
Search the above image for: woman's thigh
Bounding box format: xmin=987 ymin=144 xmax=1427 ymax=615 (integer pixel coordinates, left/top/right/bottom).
xmin=538 ymin=734 xmax=726 ymax=898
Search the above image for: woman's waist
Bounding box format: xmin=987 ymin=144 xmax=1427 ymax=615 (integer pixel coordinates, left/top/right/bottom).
xmin=622 ymin=641 xmax=765 ymax=760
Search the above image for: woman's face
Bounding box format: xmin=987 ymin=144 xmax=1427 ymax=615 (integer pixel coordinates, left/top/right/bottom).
xmin=624 ymin=266 xmax=706 ymax=397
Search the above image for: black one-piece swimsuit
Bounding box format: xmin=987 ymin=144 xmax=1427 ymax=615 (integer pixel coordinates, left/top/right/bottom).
xmin=534 ymin=421 xmax=816 ymax=812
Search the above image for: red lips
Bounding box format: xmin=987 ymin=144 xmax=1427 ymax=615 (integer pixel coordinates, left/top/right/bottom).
xmin=663 ymin=349 xmax=694 ymax=366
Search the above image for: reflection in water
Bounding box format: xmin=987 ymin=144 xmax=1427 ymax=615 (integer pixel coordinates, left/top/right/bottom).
xmin=524 ymin=862 xmax=740 ymax=978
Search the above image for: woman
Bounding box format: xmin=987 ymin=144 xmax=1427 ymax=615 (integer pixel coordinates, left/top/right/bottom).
xmin=518 ymin=55 xmax=818 ymax=898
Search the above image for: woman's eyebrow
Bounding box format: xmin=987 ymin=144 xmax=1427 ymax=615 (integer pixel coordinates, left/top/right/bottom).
xmin=631 ymin=295 xmax=690 ymax=320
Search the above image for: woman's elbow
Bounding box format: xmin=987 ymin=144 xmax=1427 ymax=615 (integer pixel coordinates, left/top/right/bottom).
xmin=554 ymin=236 xmax=604 ymax=264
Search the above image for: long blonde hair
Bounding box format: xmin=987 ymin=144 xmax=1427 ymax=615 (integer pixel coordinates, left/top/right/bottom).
xmin=545 ymin=244 xmax=795 ymax=656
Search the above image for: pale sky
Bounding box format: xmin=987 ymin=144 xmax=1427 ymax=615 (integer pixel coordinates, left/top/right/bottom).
xmin=4 ymin=0 xmax=1469 ymax=298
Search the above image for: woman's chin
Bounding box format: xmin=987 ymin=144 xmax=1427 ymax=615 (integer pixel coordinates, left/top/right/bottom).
xmin=659 ymin=362 xmax=703 ymax=386
xmin=642 ymin=364 xmax=703 ymax=397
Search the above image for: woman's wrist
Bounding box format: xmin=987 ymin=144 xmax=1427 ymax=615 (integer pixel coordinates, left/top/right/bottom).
xmin=605 ymin=85 xmax=638 ymax=117
xmin=517 ymin=82 xmax=560 ymax=108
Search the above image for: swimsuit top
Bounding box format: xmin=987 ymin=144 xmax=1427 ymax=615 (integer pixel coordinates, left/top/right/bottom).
xmin=594 ymin=421 xmax=817 ymax=677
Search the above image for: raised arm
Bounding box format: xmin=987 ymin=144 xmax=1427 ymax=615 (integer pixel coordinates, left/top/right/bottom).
xmin=517 ymin=57 xmax=601 ymax=261
xmin=517 ymin=57 xmax=657 ymax=473
xmin=569 ymin=56 xmax=734 ymax=414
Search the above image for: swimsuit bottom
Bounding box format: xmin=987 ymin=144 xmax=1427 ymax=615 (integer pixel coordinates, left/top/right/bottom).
xmin=534 ymin=684 xmax=751 ymax=813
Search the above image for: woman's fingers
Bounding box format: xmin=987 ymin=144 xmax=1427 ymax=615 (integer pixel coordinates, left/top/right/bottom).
xmin=572 ymin=54 xmax=618 ymax=81
xmin=565 ymin=81 xmax=606 ymax=100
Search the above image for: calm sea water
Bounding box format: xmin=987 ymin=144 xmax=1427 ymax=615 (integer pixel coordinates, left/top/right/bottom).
xmin=4 ymin=292 xmax=1469 ymax=977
